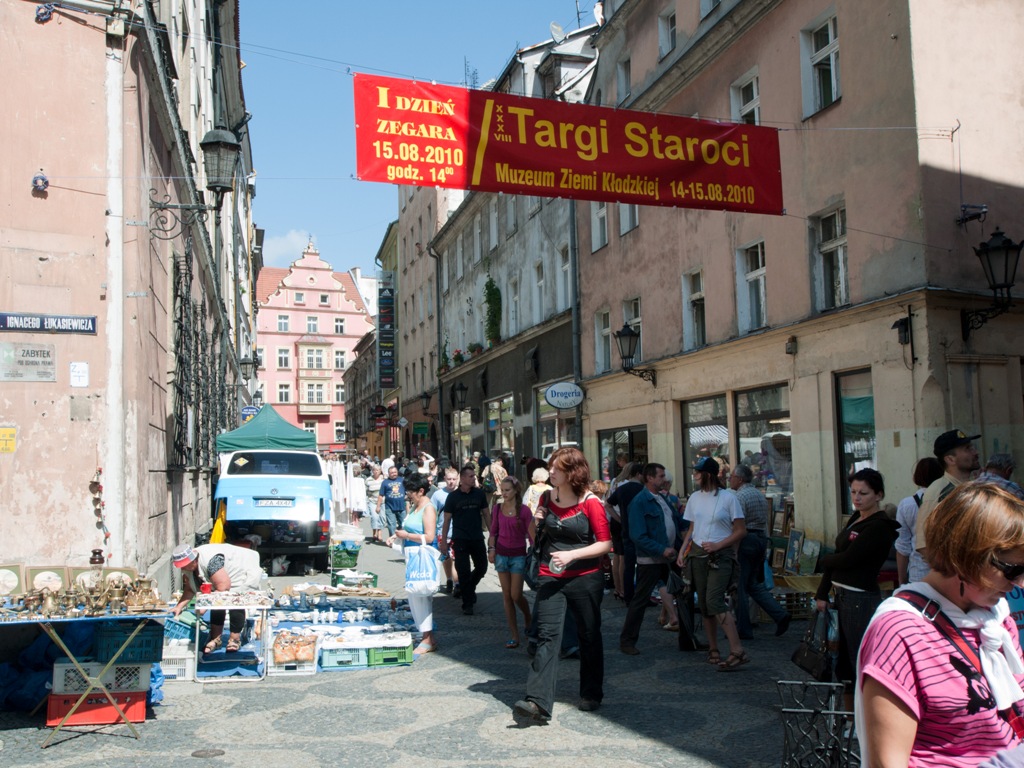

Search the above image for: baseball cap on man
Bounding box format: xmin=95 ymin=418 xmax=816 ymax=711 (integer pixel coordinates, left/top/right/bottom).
xmin=694 ymin=456 xmax=720 ymax=474
xmin=171 ymin=544 xmax=198 ymax=568
xmin=933 ymin=429 xmax=981 ymax=459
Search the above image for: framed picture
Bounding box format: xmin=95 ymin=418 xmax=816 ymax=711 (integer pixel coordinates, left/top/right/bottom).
xmin=0 ymin=563 xmax=24 ymax=596
xmin=785 ymin=529 xmax=804 ymax=574
xmin=771 ymin=549 xmax=786 ymax=572
xmin=798 ymin=538 xmax=821 ymax=576
xmin=770 ymin=507 xmax=787 ymax=536
xmin=24 ymin=566 xmax=69 ymax=593
xmin=69 ymin=567 xmax=104 ymax=591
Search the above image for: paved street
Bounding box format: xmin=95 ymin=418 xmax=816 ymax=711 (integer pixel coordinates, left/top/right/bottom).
xmin=0 ymin=525 xmax=803 ymax=767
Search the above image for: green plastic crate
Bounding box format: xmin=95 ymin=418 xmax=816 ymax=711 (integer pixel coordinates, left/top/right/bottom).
xmin=368 ymin=643 xmax=414 ymax=667
xmin=330 ymin=571 xmax=377 ymax=588
xmin=320 ymin=646 xmax=368 ymax=669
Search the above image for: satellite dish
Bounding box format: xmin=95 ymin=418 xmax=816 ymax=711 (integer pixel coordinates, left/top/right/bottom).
xmin=549 ymin=21 xmax=565 ymax=43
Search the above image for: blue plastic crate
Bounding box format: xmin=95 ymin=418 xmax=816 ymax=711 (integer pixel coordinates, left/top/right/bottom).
xmin=93 ymin=620 xmax=165 ymax=664
xmin=163 ymin=618 xmax=193 ymax=642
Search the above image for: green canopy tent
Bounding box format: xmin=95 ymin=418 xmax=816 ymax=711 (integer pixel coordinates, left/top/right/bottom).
xmin=215 ymin=406 xmax=317 ymax=452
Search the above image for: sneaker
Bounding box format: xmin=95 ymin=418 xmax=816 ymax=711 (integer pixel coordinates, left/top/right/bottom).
xmin=619 ymin=645 xmax=640 ymax=656
xmin=513 ymin=699 xmax=550 ymax=722
xmin=452 ymin=584 xmax=462 ymax=599
xmin=578 ymin=699 xmax=600 ymax=712
xmin=775 ymin=613 xmax=792 ymax=637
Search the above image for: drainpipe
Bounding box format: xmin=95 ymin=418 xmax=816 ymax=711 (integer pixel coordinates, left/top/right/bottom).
xmin=569 ymin=198 xmax=582 ymax=443
xmin=427 ymin=247 xmax=446 ymax=461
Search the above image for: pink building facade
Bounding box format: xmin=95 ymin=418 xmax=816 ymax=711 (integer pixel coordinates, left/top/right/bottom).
xmin=255 ymin=244 xmax=374 ymax=452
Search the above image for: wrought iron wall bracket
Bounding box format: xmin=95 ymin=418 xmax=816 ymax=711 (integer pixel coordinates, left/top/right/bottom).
xmin=961 ymin=303 xmax=1011 ymax=341
xmin=149 ymin=189 xmax=214 ymax=241
xmin=624 ymin=366 xmax=657 ymax=386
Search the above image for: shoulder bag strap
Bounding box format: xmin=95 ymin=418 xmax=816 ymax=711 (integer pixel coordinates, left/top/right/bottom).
xmin=897 ymin=590 xmax=983 ymax=674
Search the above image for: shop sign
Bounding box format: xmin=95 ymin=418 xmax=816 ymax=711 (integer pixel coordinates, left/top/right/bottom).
xmin=0 ymin=342 xmax=56 ymax=382
xmin=0 ymin=312 xmax=97 ymax=334
xmin=241 ymin=405 xmax=259 ymax=423
xmin=0 ymin=427 xmax=15 ymax=453
xmin=544 ymin=381 xmax=584 ymax=410
xmin=413 ymin=422 xmax=429 ymax=436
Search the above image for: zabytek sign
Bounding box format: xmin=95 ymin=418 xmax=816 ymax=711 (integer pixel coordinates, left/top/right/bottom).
xmin=544 ymin=381 xmax=585 ymax=410
xmin=354 ymin=74 xmax=783 ymax=215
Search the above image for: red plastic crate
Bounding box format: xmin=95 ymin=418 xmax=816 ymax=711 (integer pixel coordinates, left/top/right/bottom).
xmin=46 ymin=691 xmax=147 ymax=726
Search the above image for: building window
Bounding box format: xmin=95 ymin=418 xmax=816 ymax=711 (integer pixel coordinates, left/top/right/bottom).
xmin=658 ymin=11 xmax=676 ymax=59
xmin=442 ymin=249 xmax=450 ymax=292
xmin=509 ymin=277 xmax=520 ymax=337
xmin=616 ymin=58 xmax=631 ymax=104
xmin=738 ymin=241 xmax=767 ymax=332
xmin=736 ymin=384 xmax=793 ymax=499
xmin=334 ymin=350 xmax=347 ymax=369
xmin=473 ymin=214 xmax=482 ymax=262
xmin=294 ymin=292 xmax=305 ymax=304
xmin=683 ymin=271 xmax=706 ymax=350
xmin=506 ymin=196 xmax=517 ymax=234
xmin=453 ymin=408 xmax=472 ymax=467
xmin=256 ymin=347 xmax=264 ymax=369
xmin=815 ymin=207 xmax=848 ymax=311
xmin=596 ymin=310 xmax=611 ymax=373
xmin=489 ymin=200 xmax=499 ymax=249
xmin=597 ymin=427 xmax=649 ymax=483
xmin=456 ymin=235 xmax=464 ymax=281
xmin=591 ymin=201 xmax=608 ymax=251
xmin=303 ymin=420 xmax=317 ymax=435
xmin=486 ymin=395 xmax=515 ymax=457
xmin=619 ymin=203 xmax=639 ymax=235
xmin=534 ymin=263 xmax=545 ymax=324
xmin=306 ymin=383 xmax=325 ymax=404
xmin=334 ymin=421 xmax=346 ymax=442
xmin=732 ymin=71 xmax=760 ymax=125
xmin=277 ymin=348 xmax=290 ymax=369
xmin=804 ymin=14 xmax=840 ymax=115
xmin=536 ymin=388 xmax=578 ymax=461
xmin=305 ymin=348 xmax=324 ymax=369
xmin=681 ymin=395 xmax=728 ymax=495
xmin=559 ymin=248 xmax=571 ymax=312
xmin=335 ymin=383 xmax=345 ymax=403
xmin=277 ymin=315 xmax=289 ymax=332
xmin=836 ymin=369 xmax=877 ymax=519
xmin=306 ymin=316 xmax=318 ymax=333
xmin=624 ymin=297 xmax=641 ymax=361
xmin=319 ymin=293 xmax=330 ymax=306
xmin=334 ymin=317 xmax=345 ymax=335
xmin=277 ymin=383 xmax=291 ymax=403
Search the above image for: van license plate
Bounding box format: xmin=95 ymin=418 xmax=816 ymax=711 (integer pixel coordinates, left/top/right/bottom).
xmin=255 ymin=499 xmax=293 ymax=507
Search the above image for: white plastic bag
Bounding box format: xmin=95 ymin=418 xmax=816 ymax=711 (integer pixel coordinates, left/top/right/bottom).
xmin=404 ymin=538 xmax=440 ymax=596
xmin=271 ymin=555 xmax=290 ymax=577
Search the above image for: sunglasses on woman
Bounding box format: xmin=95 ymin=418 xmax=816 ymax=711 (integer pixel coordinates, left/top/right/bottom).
xmin=991 ymin=556 xmax=1024 ymax=582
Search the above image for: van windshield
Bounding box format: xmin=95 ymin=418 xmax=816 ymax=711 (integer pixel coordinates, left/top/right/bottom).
xmin=225 ymin=452 xmax=322 ymax=477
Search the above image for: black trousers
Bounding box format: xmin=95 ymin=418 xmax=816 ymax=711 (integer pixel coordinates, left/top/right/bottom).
xmin=525 ymin=571 xmax=604 ymax=715
xmin=452 ymin=537 xmax=488 ymax=609
xmin=209 ymin=609 xmax=245 ymax=633
xmin=620 ymin=563 xmax=668 ymax=648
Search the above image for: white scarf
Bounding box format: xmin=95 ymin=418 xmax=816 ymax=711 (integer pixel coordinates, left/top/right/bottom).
xmin=856 ymin=581 xmax=1024 ymax=756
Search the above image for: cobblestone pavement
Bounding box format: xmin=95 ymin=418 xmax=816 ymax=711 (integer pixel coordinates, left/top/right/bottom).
xmin=0 ymin=524 xmax=809 ymax=767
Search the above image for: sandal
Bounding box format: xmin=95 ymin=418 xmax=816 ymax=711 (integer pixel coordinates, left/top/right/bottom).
xmin=414 ymin=642 xmax=436 ymax=656
xmin=505 ymin=639 xmax=520 ymax=649
xmin=705 ymin=649 xmax=721 ymax=665
xmin=225 ymin=634 xmax=242 ymax=653
xmin=718 ymin=650 xmax=752 ymax=671
xmin=203 ymin=635 xmax=223 ymax=654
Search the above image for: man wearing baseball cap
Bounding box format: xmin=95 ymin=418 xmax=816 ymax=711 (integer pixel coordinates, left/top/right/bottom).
xmin=171 ymin=543 xmax=262 ymax=654
xmin=914 ymin=429 xmax=981 ymax=563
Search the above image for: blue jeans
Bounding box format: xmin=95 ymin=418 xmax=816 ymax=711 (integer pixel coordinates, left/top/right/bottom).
xmin=735 ymin=532 xmax=788 ymax=637
xmin=384 ymin=507 xmax=406 ymax=537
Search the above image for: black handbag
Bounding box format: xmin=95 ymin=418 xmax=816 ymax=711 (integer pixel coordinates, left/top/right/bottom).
xmin=791 ymin=611 xmax=833 ymax=682
xmin=524 ymin=541 xmax=542 ymax=590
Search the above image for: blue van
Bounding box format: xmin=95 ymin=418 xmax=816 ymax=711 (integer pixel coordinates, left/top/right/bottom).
xmin=215 ymin=450 xmax=334 ymax=570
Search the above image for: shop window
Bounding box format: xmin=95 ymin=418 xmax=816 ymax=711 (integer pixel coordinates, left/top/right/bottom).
xmin=682 ymin=395 xmax=728 ymax=496
xmin=597 ymin=427 xmax=649 ymax=483
xmin=486 ymin=395 xmax=515 ymax=458
xmin=836 ymin=369 xmax=876 ymax=520
xmin=536 ymin=389 xmax=579 ymax=461
xmin=736 ymin=384 xmax=792 ymax=500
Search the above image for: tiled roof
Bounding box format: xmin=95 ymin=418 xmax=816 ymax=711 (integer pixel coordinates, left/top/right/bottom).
xmin=334 ymin=271 xmax=369 ymax=314
xmin=255 ymin=267 xmax=288 ymax=304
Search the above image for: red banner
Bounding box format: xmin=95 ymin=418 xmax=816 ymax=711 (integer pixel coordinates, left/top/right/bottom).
xmin=354 ymin=74 xmax=783 ymax=215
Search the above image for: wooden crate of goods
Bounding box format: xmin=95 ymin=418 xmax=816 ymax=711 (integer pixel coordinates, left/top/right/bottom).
xmin=46 ymin=691 xmax=147 ymax=727
xmin=52 ymin=659 xmax=151 ymax=695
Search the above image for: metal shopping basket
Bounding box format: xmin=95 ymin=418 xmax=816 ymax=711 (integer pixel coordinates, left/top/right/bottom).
xmin=777 ymin=680 xmax=860 ymax=768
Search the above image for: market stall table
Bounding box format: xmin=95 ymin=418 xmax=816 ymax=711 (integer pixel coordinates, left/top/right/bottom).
xmin=192 ymin=591 xmax=272 ymax=683
xmin=0 ymin=610 xmax=172 ymax=747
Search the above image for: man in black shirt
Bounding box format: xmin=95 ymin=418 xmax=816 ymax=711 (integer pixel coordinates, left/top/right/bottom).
xmin=440 ymin=465 xmax=490 ymax=615
xmin=606 ymin=463 xmax=645 ymax=602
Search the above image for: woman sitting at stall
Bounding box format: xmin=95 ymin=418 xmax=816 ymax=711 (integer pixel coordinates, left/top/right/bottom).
xmin=858 ymin=483 xmax=1024 ymax=767
xmin=389 ymin=473 xmax=438 ymax=655
xmin=815 ymin=468 xmax=898 ymax=694
xmin=488 ymin=476 xmax=533 ymax=649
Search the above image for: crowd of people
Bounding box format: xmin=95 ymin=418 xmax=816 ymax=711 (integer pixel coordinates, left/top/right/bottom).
xmin=330 ymin=432 xmax=1024 ymax=764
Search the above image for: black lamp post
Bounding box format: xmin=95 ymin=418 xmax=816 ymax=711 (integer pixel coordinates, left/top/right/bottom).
xmin=199 ymin=128 xmax=242 ymax=209
xmin=252 ymin=389 xmax=263 ymax=408
xmin=453 ymin=382 xmax=469 ymax=410
xmin=613 ymin=324 xmax=657 ymax=386
xmin=238 ymin=356 xmax=257 ymax=382
xmin=421 ymin=391 xmax=432 ymax=412
xmin=961 ymin=229 xmax=1023 ymax=340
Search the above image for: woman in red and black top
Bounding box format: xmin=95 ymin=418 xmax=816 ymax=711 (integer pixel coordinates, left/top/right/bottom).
xmin=514 ymin=447 xmax=612 ymax=723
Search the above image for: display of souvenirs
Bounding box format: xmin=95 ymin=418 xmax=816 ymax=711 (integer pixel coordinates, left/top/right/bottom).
xmin=195 ymin=590 xmax=274 ymax=608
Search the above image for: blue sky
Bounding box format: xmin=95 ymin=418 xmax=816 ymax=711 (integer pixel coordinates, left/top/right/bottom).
xmin=241 ymin=1 xmax=600 ymax=275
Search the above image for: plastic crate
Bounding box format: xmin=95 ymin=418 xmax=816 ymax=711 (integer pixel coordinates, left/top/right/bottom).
xmin=161 ymin=646 xmax=195 ymax=681
xmin=46 ymin=690 xmax=147 ymax=727
xmin=93 ymin=620 xmax=165 ymax=664
xmin=775 ymin=590 xmax=816 ymax=621
xmin=52 ymin=659 xmax=151 ymax=695
xmin=163 ymin=618 xmax=193 ymax=643
xmin=267 ymin=647 xmax=317 ymax=676
xmin=320 ymin=646 xmax=368 ymax=670
xmin=367 ymin=643 xmax=414 ymax=667
xmin=330 ymin=571 xmax=378 ymax=588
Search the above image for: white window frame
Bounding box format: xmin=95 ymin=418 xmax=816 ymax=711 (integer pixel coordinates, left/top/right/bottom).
xmin=559 ymin=248 xmax=571 ymax=312
xmin=335 ymin=383 xmax=345 ymax=402
xmin=616 ymin=58 xmax=631 ymax=104
xmin=303 ymin=420 xmax=317 ymax=435
xmin=682 ymin=271 xmax=706 ymax=350
xmin=305 ymin=348 xmax=324 ymax=369
xmin=815 ymin=207 xmax=849 ymax=311
xmin=473 ymin=214 xmax=482 ymax=262
xmin=489 ymin=200 xmax=499 ymax=249
xmin=509 ymin=276 xmax=520 ymax=337
xmin=658 ymin=10 xmax=677 ymax=59
xmin=456 ymin=235 xmax=464 ymax=281
xmin=731 ymin=69 xmax=760 ymax=126
xmin=277 ymin=383 xmax=291 ymax=403
xmin=596 ymin=310 xmax=612 ymax=373
xmin=276 ymin=348 xmax=290 ymax=369
xmin=334 ymin=317 xmax=345 ymax=335
xmin=294 ymin=291 xmax=305 ymax=304
xmin=534 ymin=262 xmax=545 ymax=325
xmin=619 ymin=203 xmax=639 ymax=235
xmin=591 ymin=201 xmax=608 ymax=251
xmin=306 ymin=382 xmax=325 ymax=404
xmin=801 ymin=12 xmax=840 ymax=117
xmin=442 ymin=249 xmax=450 ymax=293
xmin=334 ymin=421 xmax=345 ymax=442
xmin=737 ymin=241 xmax=767 ymax=332
xmin=319 ymin=293 xmax=330 ymax=306
xmin=624 ymin=297 xmax=642 ymax=362
xmin=277 ymin=314 xmax=289 ymax=332
xmin=306 ymin=316 xmax=318 ymax=333
xmin=505 ymin=195 xmax=517 ymax=234
xmin=334 ymin=349 xmax=346 ymax=369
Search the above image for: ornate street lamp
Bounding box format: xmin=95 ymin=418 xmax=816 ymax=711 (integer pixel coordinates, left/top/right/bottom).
xmin=962 ymin=229 xmax=1023 ymax=340
xmin=613 ymin=324 xmax=657 ymax=386
xmin=453 ymin=382 xmax=469 ymax=410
